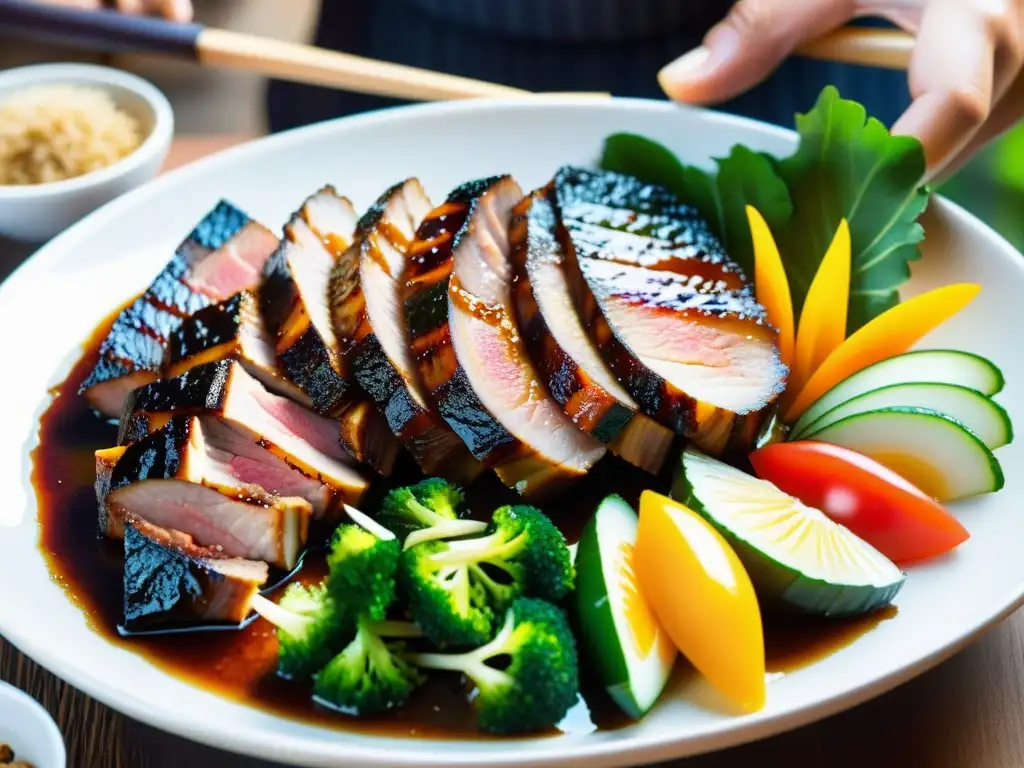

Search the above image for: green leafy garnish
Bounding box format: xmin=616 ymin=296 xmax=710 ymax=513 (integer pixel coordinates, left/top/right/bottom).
xmin=599 ymin=86 xmax=929 ymax=334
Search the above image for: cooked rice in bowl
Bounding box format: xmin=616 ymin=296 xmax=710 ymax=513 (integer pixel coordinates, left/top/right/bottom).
xmin=0 ymin=84 xmax=143 ymax=186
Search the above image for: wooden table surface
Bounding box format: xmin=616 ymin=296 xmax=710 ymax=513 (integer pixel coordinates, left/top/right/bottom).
xmin=3 ymin=137 xmax=1024 ymax=768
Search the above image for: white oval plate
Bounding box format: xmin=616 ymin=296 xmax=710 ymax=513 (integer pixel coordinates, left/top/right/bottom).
xmin=1 ymin=97 xmax=1021 ymax=768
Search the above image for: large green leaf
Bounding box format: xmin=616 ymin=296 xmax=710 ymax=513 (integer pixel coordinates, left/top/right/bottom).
xmin=598 ymin=86 xmax=930 ymax=333
xmin=774 ymin=86 xmax=930 ymax=332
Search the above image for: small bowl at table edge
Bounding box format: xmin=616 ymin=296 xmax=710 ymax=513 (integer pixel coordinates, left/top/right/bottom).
xmin=0 ymin=63 xmax=174 ymax=244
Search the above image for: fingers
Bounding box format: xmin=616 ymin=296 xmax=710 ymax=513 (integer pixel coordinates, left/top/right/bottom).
xmin=891 ymin=0 xmax=1021 ymax=179
xmin=935 ymin=67 xmax=1024 ymax=181
xmin=112 ymin=0 xmax=144 ymax=13
xmin=658 ymin=0 xmax=855 ymax=105
xmin=158 ymin=0 xmax=193 ymax=22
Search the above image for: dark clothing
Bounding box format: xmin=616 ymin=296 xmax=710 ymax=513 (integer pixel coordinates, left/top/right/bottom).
xmin=266 ymin=0 xmax=909 ymax=135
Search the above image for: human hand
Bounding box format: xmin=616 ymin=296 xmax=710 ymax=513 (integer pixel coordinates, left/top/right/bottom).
xmin=31 ymin=0 xmax=193 ymax=22
xmin=658 ymin=0 xmax=1024 ymax=181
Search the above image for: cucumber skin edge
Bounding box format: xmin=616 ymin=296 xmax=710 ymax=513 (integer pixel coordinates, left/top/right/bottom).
xmin=670 ymin=458 xmax=905 ymax=619
xmin=573 ymin=502 xmax=643 ymax=721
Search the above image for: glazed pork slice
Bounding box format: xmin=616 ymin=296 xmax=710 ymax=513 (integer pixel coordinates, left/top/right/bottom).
xmin=120 ymin=359 xmax=371 ymax=505
xmin=121 ymin=519 xmax=268 ymax=633
xmin=108 ymin=414 xmax=335 ymax=518
xmin=260 ymin=187 xmax=357 ymax=415
xmin=81 ymin=201 xmax=280 ymax=418
xmin=553 ymin=166 xmax=786 ymax=455
xmin=106 ymin=415 xmax=312 ymax=570
xmin=510 ymin=186 xmax=674 ymax=474
xmin=263 ymin=187 xmax=400 ymax=475
xmin=403 ymin=176 xmax=605 ymax=498
xmin=164 ymin=290 xmax=312 ymax=407
xmin=338 ymin=179 xmax=483 ymax=483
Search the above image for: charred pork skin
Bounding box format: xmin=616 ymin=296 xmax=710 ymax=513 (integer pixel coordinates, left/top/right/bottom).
xmin=120 ymin=360 xmax=371 ymax=506
xmin=404 ymin=176 xmax=605 ymax=498
xmin=164 ymin=290 xmax=311 ymax=407
xmin=260 ymin=187 xmax=357 ymax=415
xmin=81 ymin=201 xmax=280 ymax=418
xmin=262 ymin=187 xmax=400 ymax=475
xmin=335 ymin=179 xmax=483 ymax=483
xmin=105 ymin=416 xmax=312 ymax=570
xmin=121 ymin=519 xmax=268 ymax=633
xmin=510 ymin=186 xmax=674 ymax=474
xmin=553 ymin=166 xmax=787 ymax=454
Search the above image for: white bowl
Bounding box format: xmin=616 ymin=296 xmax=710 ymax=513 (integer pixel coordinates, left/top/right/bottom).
xmin=0 ymin=681 xmax=66 ymax=768
xmin=0 ymin=63 xmax=173 ymax=243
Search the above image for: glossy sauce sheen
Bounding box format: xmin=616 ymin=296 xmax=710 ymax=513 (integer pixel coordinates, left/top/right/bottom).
xmin=33 ymin=309 xmax=895 ymax=738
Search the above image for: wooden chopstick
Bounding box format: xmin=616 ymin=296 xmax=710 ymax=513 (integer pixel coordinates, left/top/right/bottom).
xmin=196 ymin=28 xmax=531 ymax=102
xmin=796 ymin=27 xmax=914 ymax=71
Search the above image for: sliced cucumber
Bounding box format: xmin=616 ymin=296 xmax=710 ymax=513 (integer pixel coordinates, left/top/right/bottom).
xmin=575 ymin=495 xmax=676 ymax=719
xmin=791 ymin=350 xmax=1004 ymax=439
xmin=802 ymin=383 xmax=1012 ymax=449
xmin=672 ymin=448 xmax=905 ymax=617
xmin=809 ymin=407 xmax=1004 ymax=502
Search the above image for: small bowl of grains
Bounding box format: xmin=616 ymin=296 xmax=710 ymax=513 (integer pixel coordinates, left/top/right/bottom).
xmin=0 ymin=681 xmax=64 ymax=768
xmin=0 ymin=63 xmax=173 ymax=242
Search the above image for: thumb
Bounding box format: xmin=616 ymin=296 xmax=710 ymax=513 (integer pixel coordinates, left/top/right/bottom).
xmin=659 ymin=0 xmax=855 ymax=105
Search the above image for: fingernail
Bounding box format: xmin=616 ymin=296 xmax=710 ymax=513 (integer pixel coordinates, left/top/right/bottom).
xmin=658 ymin=23 xmax=742 ymax=89
xmin=658 ymin=46 xmax=712 ymax=85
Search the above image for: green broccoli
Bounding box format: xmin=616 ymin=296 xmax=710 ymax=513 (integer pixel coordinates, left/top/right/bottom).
xmin=400 ymin=505 xmax=574 ymax=647
xmin=408 ymin=598 xmax=580 ymax=734
xmin=327 ymin=523 xmax=400 ymax=622
xmin=378 ymin=478 xmax=486 ymax=548
xmin=313 ymin=617 xmax=425 ymax=716
xmin=431 ymin=505 xmax=575 ymax=608
xmin=250 ymin=583 xmax=347 ymax=680
xmin=400 ymin=539 xmax=495 ymax=648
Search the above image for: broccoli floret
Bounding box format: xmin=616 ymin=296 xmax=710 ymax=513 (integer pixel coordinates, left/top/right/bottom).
xmin=378 ymin=478 xmax=486 ymax=547
xmin=313 ymin=617 xmax=425 ymax=716
xmin=429 ymin=505 xmax=575 ymax=611
xmin=326 ymin=523 xmax=400 ymax=622
xmin=408 ymin=598 xmax=580 ymax=733
xmin=251 ymin=583 xmax=347 ymax=680
xmin=400 ymin=539 xmax=495 ymax=647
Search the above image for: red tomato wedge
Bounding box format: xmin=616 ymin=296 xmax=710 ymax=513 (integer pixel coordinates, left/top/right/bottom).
xmin=750 ymin=441 xmax=969 ymax=564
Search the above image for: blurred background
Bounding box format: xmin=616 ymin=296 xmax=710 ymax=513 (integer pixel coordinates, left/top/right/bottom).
xmin=0 ymin=0 xmax=1020 ymax=251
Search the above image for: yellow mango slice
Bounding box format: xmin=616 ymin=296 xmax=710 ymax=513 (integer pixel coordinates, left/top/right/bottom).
xmin=748 ymin=205 xmax=795 ymax=370
xmin=634 ymin=490 xmax=766 ymax=712
xmin=787 ymin=219 xmax=851 ymax=403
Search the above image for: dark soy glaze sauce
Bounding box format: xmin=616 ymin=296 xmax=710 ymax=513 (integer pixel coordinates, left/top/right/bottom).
xmin=33 ymin=307 xmax=896 ymax=739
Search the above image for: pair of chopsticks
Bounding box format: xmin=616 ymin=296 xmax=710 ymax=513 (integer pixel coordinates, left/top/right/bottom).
xmin=0 ymin=0 xmax=913 ymax=103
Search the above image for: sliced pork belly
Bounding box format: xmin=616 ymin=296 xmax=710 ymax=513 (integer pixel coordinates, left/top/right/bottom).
xmin=81 ymin=201 xmax=279 ymax=417
xmin=262 ymin=187 xmax=399 ymax=475
xmin=404 ymin=176 xmax=605 ymax=498
xmin=164 ymin=290 xmax=312 ymax=407
xmin=120 ymin=359 xmax=371 ymax=505
xmin=260 ymin=187 xmax=357 ymax=415
xmin=553 ymin=166 xmax=786 ymax=454
xmin=339 ymin=179 xmax=483 ymax=483
xmin=122 ymin=519 xmax=268 ymax=633
xmin=510 ymin=186 xmax=673 ymax=474
xmin=106 ymin=416 xmax=311 ymax=570
xmin=110 ymin=414 xmax=334 ymax=518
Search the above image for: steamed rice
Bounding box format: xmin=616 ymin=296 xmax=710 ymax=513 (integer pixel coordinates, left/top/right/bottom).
xmin=0 ymin=84 xmax=143 ymax=186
